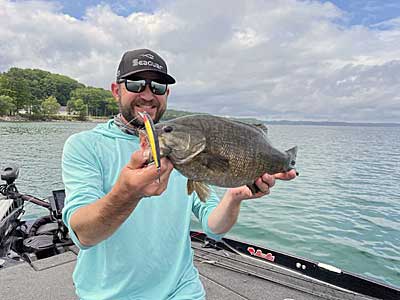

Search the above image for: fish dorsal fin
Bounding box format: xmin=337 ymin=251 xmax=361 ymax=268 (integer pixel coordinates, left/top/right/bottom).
xmin=233 ymin=120 xmax=268 ymax=136
xmin=252 ymin=123 xmax=268 ymax=135
xmin=187 ymin=180 xmax=210 ymax=202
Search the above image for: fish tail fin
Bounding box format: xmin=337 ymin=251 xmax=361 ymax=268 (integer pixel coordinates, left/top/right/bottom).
xmin=286 ymin=146 xmax=298 ymax=171
xmin=187 ymin=180 xmax=210 ymax=202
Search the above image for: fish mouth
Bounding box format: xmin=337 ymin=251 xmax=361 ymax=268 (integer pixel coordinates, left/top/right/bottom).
xmin=159 ymin=146 xmax=172 ymax=158
xmin=157 ymin=136 xmax=172 ymax=157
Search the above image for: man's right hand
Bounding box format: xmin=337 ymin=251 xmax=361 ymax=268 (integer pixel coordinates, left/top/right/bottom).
xmin=70 ymin=148 xmax=174 ymax=247
xmin=116 ymin=148 xmax=174 ymax=200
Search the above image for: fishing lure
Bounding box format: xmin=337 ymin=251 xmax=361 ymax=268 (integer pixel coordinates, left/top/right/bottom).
xmin=138 ymin=112 xmax=161 ymax=181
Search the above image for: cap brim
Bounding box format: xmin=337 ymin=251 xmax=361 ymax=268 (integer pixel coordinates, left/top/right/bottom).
xmin=120 ymin=69 xmax=176 ymax=84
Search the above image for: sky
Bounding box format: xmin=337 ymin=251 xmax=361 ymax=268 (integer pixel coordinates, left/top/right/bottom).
xmin=1 ymin=0 xmax=399 ymax=123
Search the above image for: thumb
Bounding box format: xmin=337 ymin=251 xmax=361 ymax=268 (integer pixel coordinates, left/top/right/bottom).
xmin=127 ymin=148 xmax=150 ymax=170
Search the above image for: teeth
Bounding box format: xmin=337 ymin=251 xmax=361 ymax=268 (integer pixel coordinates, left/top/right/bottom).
xmin=136 ymin=106 xmax=155 ymax=109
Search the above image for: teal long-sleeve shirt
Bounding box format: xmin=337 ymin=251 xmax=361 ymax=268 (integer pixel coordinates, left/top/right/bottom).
xmin=61 ymin=120 xmax=223 ymax=300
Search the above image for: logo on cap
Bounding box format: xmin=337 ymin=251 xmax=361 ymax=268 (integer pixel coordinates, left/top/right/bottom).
xmin=140 ymin=53 xmax=155 ymax=59
xmin=132 ymin=59 xmax=163 ymax=70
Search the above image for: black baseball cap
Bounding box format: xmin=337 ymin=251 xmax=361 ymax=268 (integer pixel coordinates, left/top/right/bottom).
xmin=116 ymin=49 xmax=176 ymax=84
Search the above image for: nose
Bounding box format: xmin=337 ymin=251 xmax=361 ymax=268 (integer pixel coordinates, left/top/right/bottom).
xmin=139 ymin=84 xmax=154 ymax=101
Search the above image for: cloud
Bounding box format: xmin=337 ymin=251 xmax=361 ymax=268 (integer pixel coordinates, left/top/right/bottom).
xmin=1 ymin=0 xmax=399 ymax=122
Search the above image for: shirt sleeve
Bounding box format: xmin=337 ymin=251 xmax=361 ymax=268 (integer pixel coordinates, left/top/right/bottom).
xmin=191 ymin=187 xmax=225 ymax=241
xmin=61 ymin=133 xmax=105 ymax=250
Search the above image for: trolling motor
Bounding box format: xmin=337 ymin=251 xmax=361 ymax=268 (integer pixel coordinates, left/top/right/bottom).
xmin=0 ymin=165 xmax=50 ymax=209
xmin=0 ymin=165 xmax=72 ymax=265
xmin=0 ymin=164 xmax=20 ymax=197
xmin=1 ymin=164 xmax=20 ymax=185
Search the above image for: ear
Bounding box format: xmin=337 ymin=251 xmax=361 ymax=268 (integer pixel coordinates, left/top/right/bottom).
xmin=111 ymin=82 xmax=120 ymax=100
xmin=166 ymin=87 xmax=170 ymax=97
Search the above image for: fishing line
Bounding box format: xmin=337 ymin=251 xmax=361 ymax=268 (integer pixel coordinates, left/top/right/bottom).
xmin=118 ymin=115 xmax=141 ymax=131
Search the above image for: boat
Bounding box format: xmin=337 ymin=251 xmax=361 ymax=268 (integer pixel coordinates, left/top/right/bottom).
xmin=1 ymin=165 xmax=399 ymax=300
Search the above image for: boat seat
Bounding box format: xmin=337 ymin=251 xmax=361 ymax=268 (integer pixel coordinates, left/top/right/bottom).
xmin=23 ymin=235 xmax=54 ymax=251
xmin=35 ymin=222 xmax=59 ymax=235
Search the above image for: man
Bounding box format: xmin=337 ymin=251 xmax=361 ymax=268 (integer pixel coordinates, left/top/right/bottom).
xmin=62 ymin=48 xmax=296 ymax=300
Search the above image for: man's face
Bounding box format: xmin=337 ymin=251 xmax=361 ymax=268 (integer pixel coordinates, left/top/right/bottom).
xmin=112 ymin=71 xmax=169 ymax=127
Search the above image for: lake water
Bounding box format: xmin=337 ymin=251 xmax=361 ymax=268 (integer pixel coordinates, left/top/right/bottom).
xmin=0 ymin=121 xmax=399 ymax=287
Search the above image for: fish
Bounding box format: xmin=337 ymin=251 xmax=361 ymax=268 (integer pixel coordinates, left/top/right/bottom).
xmin=152 ymin=114 xmax=298 ymax=202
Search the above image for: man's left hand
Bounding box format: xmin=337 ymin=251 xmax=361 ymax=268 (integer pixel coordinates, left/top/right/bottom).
xmin=227 ymin=169 xmax=297 ymax=202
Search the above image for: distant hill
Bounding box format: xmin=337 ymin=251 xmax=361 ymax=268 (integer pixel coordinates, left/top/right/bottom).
xmin=162 ymin=110 xmax=400 ymax=127
xmin=263 ymin=120 xmax=400 ymax=127
xmin=161 ymin=109 xmax=207 ymax=120
xmin=162 ymin=109 xmax=263 ymax=124
xmin=2 ymin=68 xmax=398 ymax=127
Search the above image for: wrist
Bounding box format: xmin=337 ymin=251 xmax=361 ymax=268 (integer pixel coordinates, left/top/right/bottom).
xmin=225 ymin=189 xmax=245 ymax=205
xmin=227 ymin=187 xmax=248 ymax=205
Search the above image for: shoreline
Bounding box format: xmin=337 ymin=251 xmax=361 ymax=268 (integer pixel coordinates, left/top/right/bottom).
xmin=0 ymin=115 xmax=110 ymax=123
xmin=1 ymin=115 xmax=399 ymax=128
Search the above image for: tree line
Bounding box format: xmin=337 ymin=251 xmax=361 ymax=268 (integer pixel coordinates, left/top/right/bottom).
xmin=0 ymin=67 xmax=118 ymax=119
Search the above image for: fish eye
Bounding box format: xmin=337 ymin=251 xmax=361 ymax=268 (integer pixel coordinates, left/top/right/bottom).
xmin=163 ymin=125 xmax=173 ymax=133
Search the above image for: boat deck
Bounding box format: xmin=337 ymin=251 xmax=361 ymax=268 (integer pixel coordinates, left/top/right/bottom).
xmin=0 ymin=238 xmax=380 ymax=300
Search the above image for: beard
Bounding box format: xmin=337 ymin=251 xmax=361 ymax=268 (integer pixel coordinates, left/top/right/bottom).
xmin=118 ymin=97 xmax=166 ymax=128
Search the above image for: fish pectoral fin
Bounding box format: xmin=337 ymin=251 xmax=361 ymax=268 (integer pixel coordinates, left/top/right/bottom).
xmin=187 ymin=179 xmax=195 ymax=195
xmin=199 ymin=153 xmax=230 ymax=173
xmin=187 ymin=180 xmax=210 ymax=202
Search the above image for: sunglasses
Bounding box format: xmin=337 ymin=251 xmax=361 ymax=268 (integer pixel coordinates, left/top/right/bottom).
xmin=119 ymin=79 xmax=168 ymax=95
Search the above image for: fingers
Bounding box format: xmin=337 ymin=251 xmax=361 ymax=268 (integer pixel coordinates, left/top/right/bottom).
xmin=254 ymin=173 xmax=275 ymax=194
xmin=155 ymin=157 xmax=174 ymax=180
xmin=143 ymin=157 xmax=173 ymax=183
xmin=253 ymin=169 xmax=295 ymax=194
xmin=117 ymin=149 xmax=174 ymax=199
xmin=241 ymin=170 xmax=296 ymax=201
xmin=261 ymin=173 xmax=275 ymax=187
xmin=126 ymin=150 xmax=170 ymax=182
xmin=255 ymin=170 xmax=296 ymax=193
xmin=142 ymin=158 xmax=173 ymax=196
xmin=274 ymin=169 xmax=297 ymax=180
xmin=139 ymin=133 xmax=151 ymax=151
xmin=128 ymin=148 xmax=150 ymax=170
